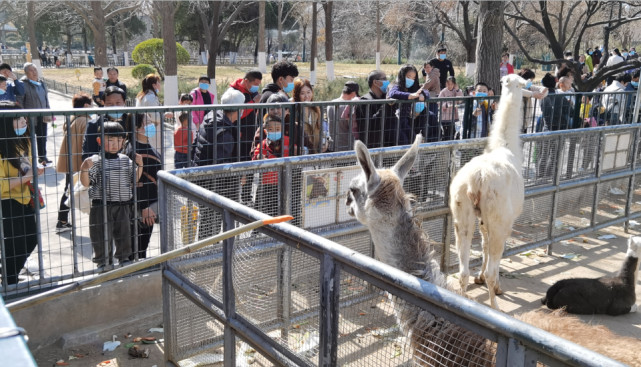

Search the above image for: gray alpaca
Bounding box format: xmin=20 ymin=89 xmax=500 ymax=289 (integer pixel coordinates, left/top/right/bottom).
xmin=347 ymin=135 xmax=494 ymax=366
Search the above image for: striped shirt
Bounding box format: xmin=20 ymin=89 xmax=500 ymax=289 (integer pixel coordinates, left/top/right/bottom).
xmin=88 ymin=153 xmax=135 ymax=202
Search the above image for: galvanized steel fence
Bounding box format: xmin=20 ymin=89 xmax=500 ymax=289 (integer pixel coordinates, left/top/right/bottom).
xmin=157 ymin=123 xmax=637 ymax=366
xmin=0 ymin=96 xmax=639 ymax=299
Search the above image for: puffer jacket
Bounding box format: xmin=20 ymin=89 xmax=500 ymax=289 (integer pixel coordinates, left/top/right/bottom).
xmin=438 ymin=87 xmax=463 ymax=122
xmin=422 ymin=68 xmax=441 ymax=98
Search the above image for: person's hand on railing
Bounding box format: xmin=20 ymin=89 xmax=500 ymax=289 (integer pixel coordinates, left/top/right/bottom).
xmin=533 ymin=89 xmax=548 ymax=100
xmin=141 ymin=206 xmax=157 ymax=227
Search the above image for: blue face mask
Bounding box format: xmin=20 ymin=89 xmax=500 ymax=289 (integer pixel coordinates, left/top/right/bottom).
xmin=405 ymin=78 xmax=415 ymax=89
xmin=380 ymin=80 xmax=390 ymax=93
xmin=14 ymin=126 xmax=27 ymax=136
xmin=631 ymin=51 xmax=637 ymax=56
xmin=29 ymin=80 xmax=41 ymax=86
xmin=107 ymin=112 xmax=123 ymax=120
xmin=588 ymin=51 xmax=593 ymax=55
xmin=144 ymin=124 xmax=156 ymax=138
xmin=155 ymin=88 xmax=160 ymax=94
xmin=283 ymin=82 xmax=295 ymax=94
xmin=475 ymin=92 xmax=488 ymax=98
xmin=199 ymin=83 xmax=210 ymax=91
xmin=267 ymin=131 xmax=281 ymax=141
xmin=632 ymin=81 xmax=639 ymax=87
xmin=0 ymin=89 xmax=5 ymax=95
xmin=439 ymin=54 xmax=446 ymax=60
xmin=414 ymin=101 xmax=425 ymax=114
xmin=249 ymin=85 xmax=260 ymax=93
xmin=525 ymin=81 xmax=532 ymax=89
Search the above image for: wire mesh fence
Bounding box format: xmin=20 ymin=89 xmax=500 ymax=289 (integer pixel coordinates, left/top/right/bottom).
xmin=158 ymin=164 xmax=628 ymax=367
xmin=1 ymin=93 xmax=640 ymax=299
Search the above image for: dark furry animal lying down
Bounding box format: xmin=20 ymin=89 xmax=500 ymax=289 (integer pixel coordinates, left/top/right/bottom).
xmin=542 ymin=236 xmax=640 ymax=316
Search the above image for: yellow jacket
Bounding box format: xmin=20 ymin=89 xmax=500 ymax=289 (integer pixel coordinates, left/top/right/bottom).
xmin=0 ymin=154 xmax=31 ymax=205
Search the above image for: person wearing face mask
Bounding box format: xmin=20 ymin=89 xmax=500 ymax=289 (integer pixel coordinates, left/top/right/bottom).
xmin=123 ymin=114 xmax=161 ymax=261
xmin=429 ymin=47 xmax=455 ymax=89
xmin=252 ymin=115 xmax=292 ymax=217
xmin=189 ymin=75 xmax=216 ymax=127
xmin=517 ymin=68 xmax=548 ymax=133
xmin=591 ymin=46 xmax=602 ymax=68
xmin=82 ymin=86 xmax=128 ymax=160
xmin=0 ymin=101 xmax=44 ymax=285
xmin=356 ymin=70 xmax=395 ymax=148
xmin=388 ymin=64 xmax=429 ymax=145
xmin=18 ymin=62 xmax=52 ymax=166
xmin=0 ymin=64 xmax=24 ymax=104
xmin=135 ymin=73 xmax=169 ymax=150
xmin=259 ymin=60 xmax=299 ymax=103
xmin=292 ymin=78 xmax=326 ymax=153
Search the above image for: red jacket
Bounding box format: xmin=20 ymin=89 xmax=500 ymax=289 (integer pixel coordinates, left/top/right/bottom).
xmin=252 ymin=135 xmax=291 ymax=185
xmin=229 ymin=78 xmax=256 ymax=120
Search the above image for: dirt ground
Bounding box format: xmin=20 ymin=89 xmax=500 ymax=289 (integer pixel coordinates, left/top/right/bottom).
xmin=32 ymin=222 xmax=641 ymax=367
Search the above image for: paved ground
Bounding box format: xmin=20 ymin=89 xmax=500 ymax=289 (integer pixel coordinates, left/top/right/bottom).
xmin=21 ymin=92 xmax=641 ymax=365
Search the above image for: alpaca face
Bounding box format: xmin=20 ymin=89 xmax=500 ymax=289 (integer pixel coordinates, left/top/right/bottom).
xmin=501 ymin=74 xmax=527 ymax=92
xmin=627 ymin=236 xmax=641 ymax=258
xmin=347 ymin=135 xmax=422 ymax=226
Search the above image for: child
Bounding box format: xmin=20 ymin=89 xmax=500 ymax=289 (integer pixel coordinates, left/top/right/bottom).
xmin=80 ymin=122 xmax=142 ymax=271
xmin=0 ymin=75 xmax=9 ymax=102
xmin=437 ymin=76 xmax=463 ymax=140
xmin=92 ymin=67 xmax=106 ymax=107
xmin=252 ymin=115 xmax=292 ymax=217
xmin=174 ymin=113 xmax=193 ymax=169
xmin=471 ymin=82 xmax=493 ymax=138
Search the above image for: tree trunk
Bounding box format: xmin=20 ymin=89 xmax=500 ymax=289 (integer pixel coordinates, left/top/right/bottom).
xmin=27 ymin=2 xmax=39 ymax=62
xmin=277 ymin=3 xmax=284 ymax=61
xmin=91 ymin=1 xmax=108 ymax=66
xmin=324 ymin=1 xmax=334 ymax=81
xmin=310 ymin=2 xmax=317 ymax=84
xmin=82 ymin=25 xmax=88 ymax=53
xmin=258 ymin=1 xmax=266 ymax=72
xmin=162 ymin=2 xmax=177 ymax=79
xmin=475 ymin=1 xmax=504 ymax=92
xmin=111 ymin=27 xmax=117 ymax=54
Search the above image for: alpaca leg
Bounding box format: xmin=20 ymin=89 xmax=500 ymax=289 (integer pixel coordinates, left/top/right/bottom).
xmin=474 ymin=223 xmax=490 ymax=285
xmin=485 ymin=231 xmax=508 ymax=310
xmin=453 ymin=200 xmax=476 ymax=296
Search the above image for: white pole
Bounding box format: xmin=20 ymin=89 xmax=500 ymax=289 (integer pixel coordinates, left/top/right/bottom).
xmin=376 ymin=52 xmax=381 ymax=70
xmin=258 ymin=51 xmax=267 ymax=73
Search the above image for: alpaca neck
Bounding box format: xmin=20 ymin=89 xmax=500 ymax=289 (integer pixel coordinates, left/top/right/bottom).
xmin=486 ymin=89 xmax=523 ymax=161
xmin=618 ymin=256 xmax=639 ymax=286
xmin=370 ymin=212 xmax=448 ymax=289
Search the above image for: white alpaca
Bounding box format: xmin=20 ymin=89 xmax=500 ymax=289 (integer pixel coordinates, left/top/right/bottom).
xmin=449 ymin=74 xmax=527 ymax=310
xmin=347 ymin=135 xmax=641 ymax=366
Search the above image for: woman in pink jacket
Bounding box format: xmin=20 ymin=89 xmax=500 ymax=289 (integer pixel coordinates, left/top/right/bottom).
xmin=437 ymin=76 xmax=463 ymax=141
xmin=189 ymin=76 xmax=216 ymax=127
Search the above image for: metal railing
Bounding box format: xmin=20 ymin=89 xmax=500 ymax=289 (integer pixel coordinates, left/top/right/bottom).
xmin=0 ymin=100 xmax=639 ymax=298
xmin=158 ymin=156 xmax=627 ymax=366
xmin=0 ymin=295 xmax=35 ymax=366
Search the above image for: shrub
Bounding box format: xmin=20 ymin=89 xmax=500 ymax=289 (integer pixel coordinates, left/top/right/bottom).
xmin=131 ymin=39 xmax=190 ymax=80
xmin=131 ymin=64 xmax=156 ymax=80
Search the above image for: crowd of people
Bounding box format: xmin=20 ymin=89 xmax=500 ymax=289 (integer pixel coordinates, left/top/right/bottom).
xmin=0 ymin=44 xmax=640 ymax=280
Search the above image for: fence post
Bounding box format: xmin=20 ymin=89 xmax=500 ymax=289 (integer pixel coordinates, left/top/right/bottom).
xmin=318 ymin=253 xmax=340 ymax=367
xmin=462 ymin=97 xmax=473 ymax=139
xmin=65 ymin=82 xmax=68 ymax=95
xmin=222 ymin=210 xmax=236 ymax=366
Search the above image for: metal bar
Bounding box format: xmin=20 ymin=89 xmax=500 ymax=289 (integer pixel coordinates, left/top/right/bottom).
xmin=163 ymin=267 xmax=313 ymax=367
xmin=65 ymin=112 xmax=79 ymax=275
xmin=222 ymin=210 xmax=236 ymax=367
xmin=7 ymin=215 xmax=293 ymax=311
xmin=507 ymin=337 xmax=526 ymax=366
xmin=318 ymin=254 xmax=340 ymax=367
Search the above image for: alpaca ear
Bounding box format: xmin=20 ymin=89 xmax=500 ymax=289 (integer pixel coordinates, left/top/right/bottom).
xmin=393 ymin=134 xmax=421 ymax=182
xmin=355 ymin=140 xmax=380 ymax=193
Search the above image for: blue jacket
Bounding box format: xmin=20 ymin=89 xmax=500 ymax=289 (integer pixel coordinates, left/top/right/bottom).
xmin=388 ymin=84 xmax=429 ymax=145
xmin=0 ymin=80 xmax=24 ymax=104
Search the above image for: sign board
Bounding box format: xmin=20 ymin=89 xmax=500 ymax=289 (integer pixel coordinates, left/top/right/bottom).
xmin=301 ymin=166 xmax=361 ymax=228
